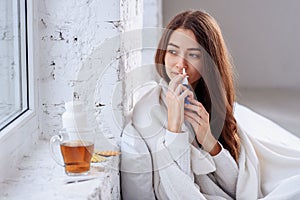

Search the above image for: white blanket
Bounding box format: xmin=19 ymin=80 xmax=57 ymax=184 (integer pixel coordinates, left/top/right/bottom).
xmin=120 ymin=82 xmax=300 ymax=199
xmin=234 ymin=103 xmax=300 ymax=199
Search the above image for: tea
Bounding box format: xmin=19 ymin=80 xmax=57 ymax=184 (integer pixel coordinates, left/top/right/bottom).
xmin=60 ymin=140 xmax=94 ymax=175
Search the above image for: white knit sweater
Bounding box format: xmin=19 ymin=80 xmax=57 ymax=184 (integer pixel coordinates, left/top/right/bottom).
xmin=164 ymin=129 xmax=238 ymax=198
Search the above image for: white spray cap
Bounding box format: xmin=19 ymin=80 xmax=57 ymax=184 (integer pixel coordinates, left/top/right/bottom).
xmin=182 ymin=68 xmax=189 ymax=85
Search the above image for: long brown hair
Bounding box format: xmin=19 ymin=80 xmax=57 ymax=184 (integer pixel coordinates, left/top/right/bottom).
xmin=155 ymin=10 xmax=240 ymax=162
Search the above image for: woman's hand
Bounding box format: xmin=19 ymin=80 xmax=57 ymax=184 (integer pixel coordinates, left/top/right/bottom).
xmin=166 ymin=74 xmax=194 ymax=133
xmin=184 ymin=98 xmax=221 ymax=155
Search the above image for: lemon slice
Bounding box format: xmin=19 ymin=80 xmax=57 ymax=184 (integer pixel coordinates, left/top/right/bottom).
xmin=95 ymin=150 xmax=120 ymax=157
xmin=91 ymin=154 xmax=107 ymax=163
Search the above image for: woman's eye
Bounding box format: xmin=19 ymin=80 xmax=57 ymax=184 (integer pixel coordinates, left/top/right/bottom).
xmin=168 ymin=49 xmax=177 ymax=55
xmin=189 ymin=53 xmax=201 ymax=58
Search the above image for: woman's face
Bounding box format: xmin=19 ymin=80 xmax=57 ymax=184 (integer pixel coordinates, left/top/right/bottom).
xmin=164 ymin=28 xmax=202 ymax=89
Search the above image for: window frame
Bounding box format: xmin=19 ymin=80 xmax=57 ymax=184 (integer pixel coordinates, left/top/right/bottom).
xmin=0 ymin=0 xmax=29 ymax=131
xmin=0 ymin=0 xmax=37 ymax=139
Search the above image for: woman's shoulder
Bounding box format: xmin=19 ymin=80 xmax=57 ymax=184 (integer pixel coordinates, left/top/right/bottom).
xmin=132 ymin=81 xmax=159 ymax=104
xmin=132 ymin=81 xmax=161 ymax=112
xmin=132 ymin=80 xmax=166 ymax=109
xmin=130 ymin=79 xmax=167 ymax=127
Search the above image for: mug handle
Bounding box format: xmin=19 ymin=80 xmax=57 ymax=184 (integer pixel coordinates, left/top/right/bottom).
xmin=50 ymin=134 xmax=65 ymax=167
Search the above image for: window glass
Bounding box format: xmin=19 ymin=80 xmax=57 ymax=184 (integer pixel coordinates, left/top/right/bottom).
xmin=0 ymin=0 xmax=28 ymax=131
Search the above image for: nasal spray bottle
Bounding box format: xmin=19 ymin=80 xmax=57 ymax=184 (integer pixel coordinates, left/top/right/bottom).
xmin=182 ymin=68 xmax=191 ymax=104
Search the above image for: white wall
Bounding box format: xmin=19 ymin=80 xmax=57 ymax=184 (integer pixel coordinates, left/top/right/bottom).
xmin=144 ymin=0 xmax=162 ymax=27
xmin=163 ymin=0 xmax=300 ymax=89
xmin=38 ymin=0 xmax=123 ymax=139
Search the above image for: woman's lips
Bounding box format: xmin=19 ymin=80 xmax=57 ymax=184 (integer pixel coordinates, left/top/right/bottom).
xmin=172 ymin=72 xmax=188 ymax=76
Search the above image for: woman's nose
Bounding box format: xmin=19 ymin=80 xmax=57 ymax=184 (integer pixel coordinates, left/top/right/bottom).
xmin=176 ymin=56 xmax=187 ymax=71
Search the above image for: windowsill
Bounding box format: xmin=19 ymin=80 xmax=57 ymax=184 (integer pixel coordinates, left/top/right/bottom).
xmin=0 ymin=139 xmax=120 ymax=200
xmin=0 ymin=109 xmax=35 ymax=139
xmin=0 ymin=109 xmax=39 ymax=180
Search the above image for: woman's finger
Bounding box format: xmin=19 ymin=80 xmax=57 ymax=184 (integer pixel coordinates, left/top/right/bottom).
xmin=174 ymin=84 xmax=183 ymax=96
xmin=168 ymin=74 xmax=186 ymax=91
xmin=184 ymin=104 xmax=208 ymax=120
xmin=174 ymin=84 xmax=191 ymax=96
xmin=180 ymin=87 xmax=194 ymax=100
xmin=184 ymin=113 xmax=194 ymax=124
xmin=186 ymin=98 xmax=209 ymax=117
xmin=187 ymin=97 xmax=202 ymax=106
xmin=184 ymin=113 xmax=200 ymax=129
xmin=184 ymin=109 xmax=206 ymax=125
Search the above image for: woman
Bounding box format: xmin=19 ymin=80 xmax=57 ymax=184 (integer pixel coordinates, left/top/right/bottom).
xmin=121 ymin=10 xmax=300 ymax=200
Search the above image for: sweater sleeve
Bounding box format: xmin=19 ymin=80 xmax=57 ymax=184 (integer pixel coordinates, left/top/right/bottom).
xmin=120 ymin=123 xmax=157 ymax=200
xmin=164 ymin=129 xmax=193 ymax=179
xmin=212 ymin=142 xmax=238 ymax=198
xmin=154 ymin=129 xmax=207 ymax=199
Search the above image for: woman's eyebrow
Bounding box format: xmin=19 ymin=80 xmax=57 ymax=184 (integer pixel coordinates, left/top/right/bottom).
xmin=168 ymin=43 xmax=201 ymax=52
xmin=167 ymin=43 xmax=179 ymax=48
xmin=187 ymin=47 xmax=202 ymax=51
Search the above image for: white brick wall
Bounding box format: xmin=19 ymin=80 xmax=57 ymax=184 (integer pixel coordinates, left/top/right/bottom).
xmin=38 ymin=0 xmax=162 ymax=141
xmin=38 ymin=0 xmax=122 ymax=139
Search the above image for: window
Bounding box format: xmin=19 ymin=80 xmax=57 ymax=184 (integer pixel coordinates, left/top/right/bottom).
xmin=0 ymin=0 xmax=28 ymax=131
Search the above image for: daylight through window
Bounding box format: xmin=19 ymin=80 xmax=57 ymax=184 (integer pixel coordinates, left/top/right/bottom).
xmin=0 ymin=0 xmax=28 ymax=131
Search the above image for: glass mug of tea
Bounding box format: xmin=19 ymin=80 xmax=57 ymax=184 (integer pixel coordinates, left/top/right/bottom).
xmin=50 ymin=128 xmax=95 ymax=176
